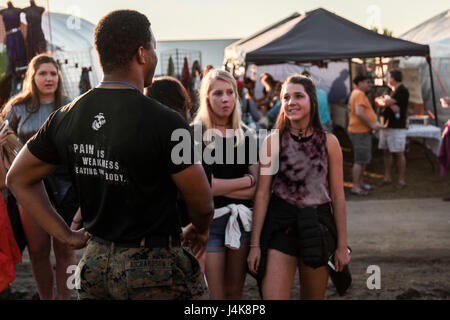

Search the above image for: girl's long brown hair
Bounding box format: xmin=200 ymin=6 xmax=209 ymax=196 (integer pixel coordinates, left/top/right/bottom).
xmin=274 ymin=75 xmax=323 ymax=134
xmin=2 ymin=53 xmax=64 ymax=116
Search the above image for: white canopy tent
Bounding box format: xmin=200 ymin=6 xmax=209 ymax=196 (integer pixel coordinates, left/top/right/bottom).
xmin=41 ymin=12 xmax=101 ymax=100
xmin=400 ymin=9 xmax=450 ymax=128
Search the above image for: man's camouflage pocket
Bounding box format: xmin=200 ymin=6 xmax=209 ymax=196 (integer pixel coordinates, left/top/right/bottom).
xmin=181 ymin=248 xmax=202 ymax=279
xmin=126 ymin=259 xmax=172 ymax=289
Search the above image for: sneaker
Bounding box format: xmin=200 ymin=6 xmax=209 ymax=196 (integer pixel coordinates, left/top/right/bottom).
xmin=396 ymin=182 xmax=407 ymax=189
xmin=377 ymin=180 xmax=391 ymax=187
xmin=350 ymin=189 xmax=369 ymax=196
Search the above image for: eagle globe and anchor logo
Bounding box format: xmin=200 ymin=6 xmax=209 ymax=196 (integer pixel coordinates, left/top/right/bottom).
xmin=92 ymin=113 xmax=106 ymax=131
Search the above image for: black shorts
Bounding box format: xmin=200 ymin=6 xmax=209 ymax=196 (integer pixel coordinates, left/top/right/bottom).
xmin=266 ymin=201 xmax=337 ymax=266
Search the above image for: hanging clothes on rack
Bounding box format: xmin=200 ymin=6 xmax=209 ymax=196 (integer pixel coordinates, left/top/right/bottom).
xmin=78 ymin=67 xmax=91 ymax=95
xmin=0 ymin=3 xmax=28 ymax=77
xmin=23 ymin=1 xmax=47 ymax=61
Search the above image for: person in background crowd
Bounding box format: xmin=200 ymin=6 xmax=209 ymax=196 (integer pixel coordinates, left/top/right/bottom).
xmin=0 ymin=125 xmax=22 ymax=295
xmin=6 ymin=10 xmax=213 ymax=300
xmin=247 ymin=74 xmax=350 ymax=300
xmin=328 ymin=69 xmax=350 ymax=104
xmin=347 ymin=75 xmax=380 ymax=196
xmin=244 ymin=77 xmax=256 ymax=100
xmin=191 ymin=61 xmax=202 ymax=111
xmin=202 ymin=65 xmax=214 ymax=78
xmin=265 ymin=84 xmax=282 ymax=129
xmin=375 ymin=69 xmax=410 ymax=189
xmin=193 ymin=69 xmax=259 ymax=299
xmin=146 ymin=76 xmax=194 ymax=122
xmin=2 ymin=53 xmax=78 ymax=300
xmin=438 ymin=96 xmax=450 ymax=201
xmin=146 ymin=76 xmax=213 ymax=272
xmin=316 ymin=88 xmax=333 ymax=132
xmin=301 ymin=71 xmax=333 ymax=133
xmin=255 ymin=73 xmax=280 ymax=110
xmin=237 ymin=79 xmax=261 ymax=129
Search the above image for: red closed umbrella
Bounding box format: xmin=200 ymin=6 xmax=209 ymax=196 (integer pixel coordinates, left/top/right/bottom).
xmin=181 ymin=57 xmax=191 ymax=91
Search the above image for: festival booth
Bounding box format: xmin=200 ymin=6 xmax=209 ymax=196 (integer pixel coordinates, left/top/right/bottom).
xmin=224 ymin=8 xmax=437 ymax=132
xmin=399 ymin=9 xmax=450 ymax=129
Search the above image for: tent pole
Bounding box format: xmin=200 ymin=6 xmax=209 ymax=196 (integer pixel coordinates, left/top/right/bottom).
xmin=46 ymin=0 xmax=53 ymax=53
xmin=426 ymin=55 xmax=439 ymax=126
xmin=348 ymin=58 xmax=353 ymax=94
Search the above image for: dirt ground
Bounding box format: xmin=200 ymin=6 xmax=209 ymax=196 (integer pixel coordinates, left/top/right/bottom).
xmin=1 ymin=129 xmax=449 ymax=300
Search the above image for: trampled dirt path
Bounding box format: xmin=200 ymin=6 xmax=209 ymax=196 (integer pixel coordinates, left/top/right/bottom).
xmin=2 ymin=130 xmax=449 ymax=300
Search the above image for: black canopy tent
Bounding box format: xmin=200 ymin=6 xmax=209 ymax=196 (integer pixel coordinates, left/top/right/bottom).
xmin=224 ymin=8 xmax=438 ymax=125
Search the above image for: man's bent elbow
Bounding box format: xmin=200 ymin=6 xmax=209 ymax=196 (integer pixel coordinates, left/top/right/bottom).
xmin=191 ymin=199 xmax=214 ymax=234
xmin=202 ymin=199 xmax=214 ymax=220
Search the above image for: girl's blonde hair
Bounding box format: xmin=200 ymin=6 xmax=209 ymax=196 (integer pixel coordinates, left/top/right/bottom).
xmin=193 ymin=69 xmax=246 ymax=145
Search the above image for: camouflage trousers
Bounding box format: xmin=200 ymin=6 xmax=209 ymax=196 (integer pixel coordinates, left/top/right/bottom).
xmin=77 ymin=239 xmax=211 ymax=300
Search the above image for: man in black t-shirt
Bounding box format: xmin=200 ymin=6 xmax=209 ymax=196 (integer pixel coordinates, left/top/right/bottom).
xmin=6 ymin=10 xmax=213 ymax=300
xmin=375 ymin=69 xmax=410 ymax=189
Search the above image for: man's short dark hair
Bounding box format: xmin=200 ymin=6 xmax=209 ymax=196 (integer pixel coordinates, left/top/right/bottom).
xmin=95 ymin=10 xmax=152 ymax=72
xmin=389 ymin=69 xmax=402 ymax=82
xmin=301 ymin=70 xmax=312 ymax=78
xmin=353 ymin=74 xmax=370 ymax=85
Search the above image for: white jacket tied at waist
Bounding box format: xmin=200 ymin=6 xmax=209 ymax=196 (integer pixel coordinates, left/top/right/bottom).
xmin=213 ymin=204 xmax=252 ymax=250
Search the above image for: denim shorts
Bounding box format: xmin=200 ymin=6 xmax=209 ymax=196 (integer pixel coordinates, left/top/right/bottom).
xmin=207 ymin=214 xmax=251 ymax=252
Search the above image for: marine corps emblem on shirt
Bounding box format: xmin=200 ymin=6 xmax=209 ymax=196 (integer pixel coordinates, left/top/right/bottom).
xmin=92 ymin=113 xmax=106 ymax=131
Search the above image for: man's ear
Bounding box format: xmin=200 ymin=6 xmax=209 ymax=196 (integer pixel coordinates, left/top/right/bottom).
xmin=136 ymin=47 xmax=146 ymax=65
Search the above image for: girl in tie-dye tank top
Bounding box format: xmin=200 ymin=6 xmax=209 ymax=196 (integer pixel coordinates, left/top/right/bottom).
xmin=247 ymin=75 xmax=350 ymax=300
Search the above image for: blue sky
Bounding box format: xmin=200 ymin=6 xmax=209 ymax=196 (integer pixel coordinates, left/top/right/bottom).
xmin=11 ymin=0 xmax=450 ymax=40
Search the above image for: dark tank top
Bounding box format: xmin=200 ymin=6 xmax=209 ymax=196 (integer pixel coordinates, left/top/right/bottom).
xmin=272 ymin=129 xmax=331 ymax=208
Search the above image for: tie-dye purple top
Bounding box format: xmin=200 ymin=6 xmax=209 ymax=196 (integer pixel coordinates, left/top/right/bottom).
xmin=272 ymin=129 xmax=331 ymax=208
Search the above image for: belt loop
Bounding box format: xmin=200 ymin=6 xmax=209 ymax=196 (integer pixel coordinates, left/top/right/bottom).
xmin=140 ymin=237 xmax=146 ymax=248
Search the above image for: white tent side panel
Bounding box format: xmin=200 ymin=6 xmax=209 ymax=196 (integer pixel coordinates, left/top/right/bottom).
xmin=246 ymin=61 xmax=350 ymax=100
xmin=42 ymin=12 xmax=101 ymax=100
xmin=400 ymin=44 xmax=450 ymax=128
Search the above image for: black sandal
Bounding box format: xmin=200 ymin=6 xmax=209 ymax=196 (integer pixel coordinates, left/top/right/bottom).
xmin=377 ymin=180 xmax=391 ymax=187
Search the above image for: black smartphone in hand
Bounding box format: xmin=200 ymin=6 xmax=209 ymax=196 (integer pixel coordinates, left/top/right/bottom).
xmin=328 ymin=247 xmax=351 ymax=271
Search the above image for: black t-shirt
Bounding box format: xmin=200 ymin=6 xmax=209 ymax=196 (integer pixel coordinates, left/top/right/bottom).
xmin=382 ymin=84 xmax=409 ymax=129
xmin=27 ymin=88 xmax=194 ymax=242
xmin=194 ymin=126 xmax=258 ymax=209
